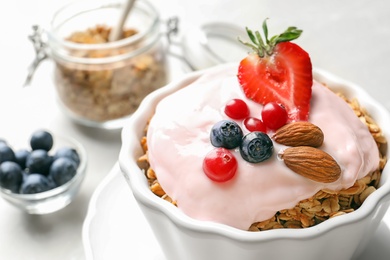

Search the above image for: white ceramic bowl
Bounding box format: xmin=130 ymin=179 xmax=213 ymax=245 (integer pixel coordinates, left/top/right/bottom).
xmin=119 ymin=64 xmax=390 ymax=260
xmin=0 ymin=133 xmax=87 ymax=214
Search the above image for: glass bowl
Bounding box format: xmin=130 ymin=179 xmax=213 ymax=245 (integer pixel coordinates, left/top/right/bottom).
xmin=119 ymin=63 xmax=390 ymax=260
xmin=0 ymin=133 xmax=87 ymax=214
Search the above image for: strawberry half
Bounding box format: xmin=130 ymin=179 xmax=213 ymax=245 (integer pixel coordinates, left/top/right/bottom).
xmin=237 ymin=20 xmax=313 ymax=122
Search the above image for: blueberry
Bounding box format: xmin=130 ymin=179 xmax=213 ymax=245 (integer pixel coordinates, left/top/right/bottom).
xmin=14 ymin=149 xmax=31 ymax=169
xmin=0 ymin=144 xmax=16 ymax=164
xmin=25 ymin=149 xmax=53 ymax=175
xmin=240 ymin=132 xmax=273 ymax=163
xmin=30 ymin=130 xmax=53 ymax=151
xmin=46 ymin=175 xmax=58 ymax=189
xmin=19 ymin=174 xmax=53 ymax=194
xmin=54 ymin=147 xmax=80 ymax=167
xmin=210 ymin=120 xmax=243 ymax=149
xmin=0 ymin=161 xmax=23 ymax=193
xmin=49 ymin=158 xmax=77 ymax=186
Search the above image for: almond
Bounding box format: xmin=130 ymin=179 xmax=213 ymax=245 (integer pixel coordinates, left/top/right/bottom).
xmin=280 ymin=146 xmax=341 ymax=183
xmin=273 ymin=122 xmax=324 ymax=147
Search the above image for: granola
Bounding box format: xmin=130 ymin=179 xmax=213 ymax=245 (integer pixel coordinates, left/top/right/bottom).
xmin=54 ymin=25 xmax=167 ymax=122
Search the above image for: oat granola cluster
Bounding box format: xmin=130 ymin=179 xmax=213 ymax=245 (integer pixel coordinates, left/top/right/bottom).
xmin=54 ymin=25 xmax=167 ymax=122
xmin=137 ymin=94 xmax=387 ymax=231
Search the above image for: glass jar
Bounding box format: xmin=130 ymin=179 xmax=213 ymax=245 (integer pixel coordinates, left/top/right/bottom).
xmin=46 ymin=0 xmax=168 ymax=129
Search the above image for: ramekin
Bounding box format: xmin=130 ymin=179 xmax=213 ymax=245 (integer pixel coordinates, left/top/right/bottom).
xmin=119 ymin=64 xmax=390 ymax=260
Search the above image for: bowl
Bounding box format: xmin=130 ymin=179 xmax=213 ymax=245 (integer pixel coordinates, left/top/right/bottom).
xmin=119 ymin=63 xmax=390 ymax=260
xmin=0 ymin=132 xmax=87 ymax=214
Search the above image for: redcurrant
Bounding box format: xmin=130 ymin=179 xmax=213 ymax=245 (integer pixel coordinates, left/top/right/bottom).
xmin=243 ymin=117 xmax=266 ymax=132
xmin=261 ymin=102 xmax=288 ymax=131
xmin=224 ymin=99 xmax=250 ymax=119
xmin=202 ymin=148 xmax=237 ymax=182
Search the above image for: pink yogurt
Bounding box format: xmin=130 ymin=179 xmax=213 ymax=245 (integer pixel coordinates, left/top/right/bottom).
xmin=147 ymin=64 xmax=379 ymax=230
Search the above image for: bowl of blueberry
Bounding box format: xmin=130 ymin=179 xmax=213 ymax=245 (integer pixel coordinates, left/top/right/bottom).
xmin=0 ymin=129 xmax=87 ymax=214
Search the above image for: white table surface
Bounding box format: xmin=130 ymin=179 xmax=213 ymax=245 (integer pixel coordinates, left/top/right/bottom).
xmin=0 ymin=0 xmax=389 ymax=259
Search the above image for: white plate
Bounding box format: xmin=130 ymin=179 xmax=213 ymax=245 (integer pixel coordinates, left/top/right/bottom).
xmin=82 ymin=163 xmax=164 ymax=260
xmin=83 ymin=163 xmax=390 ymax=260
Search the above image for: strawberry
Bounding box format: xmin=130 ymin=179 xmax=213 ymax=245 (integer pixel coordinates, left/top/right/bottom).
xmin=237 ymin=20 xmax=313 ymax=122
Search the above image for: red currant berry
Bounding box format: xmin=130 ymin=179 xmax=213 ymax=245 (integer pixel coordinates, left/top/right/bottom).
xmin=224 ymin=99 xmax=250 ymax=119
xmin=261 ymin=102 xmax=288 ymax=131
xmin=243 ymin=117 xmax=266 ymax=132
xmin=203 ymin=148 xmax=237 ymax=182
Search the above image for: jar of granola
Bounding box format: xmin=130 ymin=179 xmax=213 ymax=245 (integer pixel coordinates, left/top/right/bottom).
xmin=41 ymin=0 xmax=170 ymax=128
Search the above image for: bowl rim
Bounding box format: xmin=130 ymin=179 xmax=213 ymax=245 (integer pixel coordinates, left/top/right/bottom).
xmin=0 ymin=134 xmax=87 ymax=200
xmin=119 ymin=63 xmax=390 ymax=241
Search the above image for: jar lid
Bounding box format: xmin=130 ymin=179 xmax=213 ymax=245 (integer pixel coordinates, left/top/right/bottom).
xmin=181 ymin=22 xmax=249 ymax=70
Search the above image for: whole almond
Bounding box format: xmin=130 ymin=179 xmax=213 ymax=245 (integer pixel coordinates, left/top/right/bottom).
xmin=280 ymin=146 xmax=341 ymax=183
xmin=273 ymin=122 xmax=324 ymax=147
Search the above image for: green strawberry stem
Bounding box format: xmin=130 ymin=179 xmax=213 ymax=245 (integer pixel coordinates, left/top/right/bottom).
xmin=239 ymin=19 xmax=303 ymax=57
